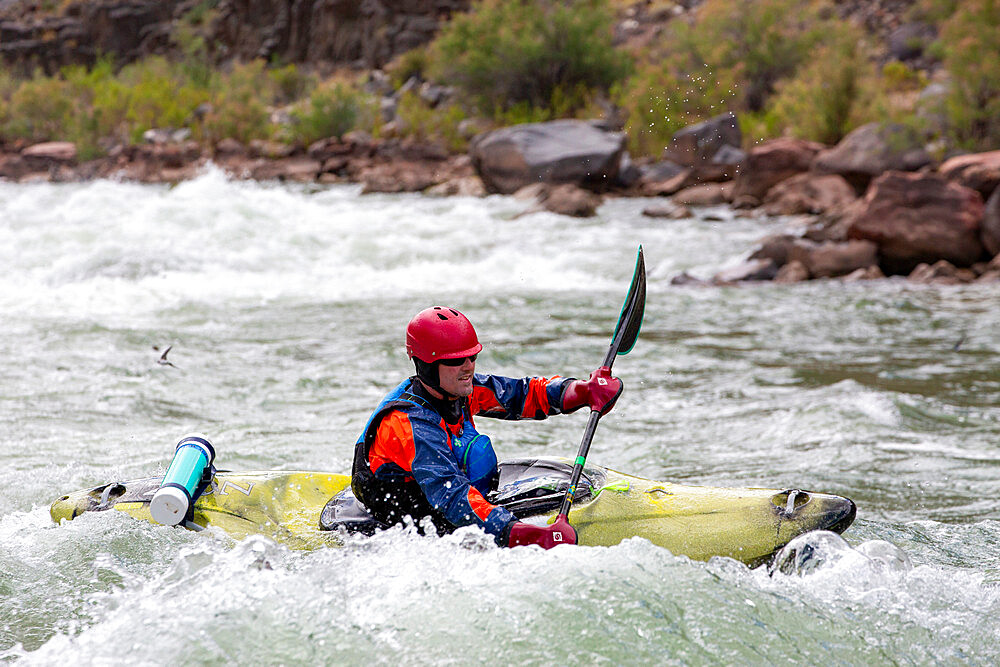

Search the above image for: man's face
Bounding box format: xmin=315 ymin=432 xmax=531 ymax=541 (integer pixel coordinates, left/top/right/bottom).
xmin=437 ymin=355 xmax=476 ymax=397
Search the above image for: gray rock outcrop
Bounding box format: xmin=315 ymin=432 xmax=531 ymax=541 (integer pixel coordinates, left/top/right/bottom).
xmin=469 ymin=120 xmax=625 ymax=194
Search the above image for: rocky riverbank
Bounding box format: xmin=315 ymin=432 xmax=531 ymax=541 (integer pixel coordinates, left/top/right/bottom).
xmin=3 ymin=110 xmax=999 ymax=286
xmin=2 ymin=1 xmax=998 ymax=286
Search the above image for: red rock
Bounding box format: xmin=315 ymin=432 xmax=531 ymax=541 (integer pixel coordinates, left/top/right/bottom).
xmin=672 ymin=182 xmax=733 ymax=206
xmin=788 ymin=239 xmax=878 ymax=278
xmin=939 ymin=150 xmax=1000 ymax=198
xmin=425 ymin=177 xmax=487 ymax=197
xmin=515 ymin=183 xmax=602 ymax=217
xmin=841 ymin=265 xmax=886 ymax=281
xmin=249 ymin=140 xmax=298 ymax=159
xmin=846 ymin=171 xmax=985 ymax=274
xmin=982 ymin=186 xmax=1000 ymax=257
xmin=908 ymin=260 xmax=967 ymax=285
xmin=540 ymin=184 xmax=602 ymax=217
xmin=21 ymin=141 xmax=77 ymax=163
xmin=774 ymin=260 xmax=809 ymax=283
xmin=762 ymin=173 xmax=857 ymax=216
xmin=0 ymin=154 xmax=30 ymax=180
xmin=250 ymin=157 xmax=321 ymax=182
xmin=359 ymin=162 xmax=438 ymax=193
xmin=639 ymin=169 xmax=693 ymax=196
xmin=642 ymin=202 xmax=693 ymax=219
xmin=307 ymin=137 xmax=352 ymax=162
xmin=732 ymin=137 xmax=825 ymax=202
xmin=749 ymin=234 xmax=799 ymax=267
xmin=214 ymin=138 xmax=247 ymax=158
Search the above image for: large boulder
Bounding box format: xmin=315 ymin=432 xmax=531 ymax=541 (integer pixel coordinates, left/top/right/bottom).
xmin=469 ymin=120 xmax=625 ymax=194
xmin=663 ymin=112 xmax=741 ymax=167
xmin=732 ymin=137 xmax=825 ymax=205
xmin=787 ymin=239 xmax=879 ymax=278
xmin=983 ymin=186 xmax=1000 ymax=257
xmin=939 ymin=150 xmax=1000 ymax=199
xmin=813 ymin=123 xmax=932 ymax=193
xmin=762 ymin=173 xmax=857 ymax=216
xmin=846 ymin=171 xmax=985 ymax=274
xmin=663 ymin=113 xmax=744 ymax=184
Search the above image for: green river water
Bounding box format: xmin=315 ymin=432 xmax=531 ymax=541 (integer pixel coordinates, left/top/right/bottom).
xmin=1 ymin=170 xmax=998 ymax=665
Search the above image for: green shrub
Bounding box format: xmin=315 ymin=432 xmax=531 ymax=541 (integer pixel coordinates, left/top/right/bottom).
xmin=269 ymin=63 xmax=316 ymax=105
xmin=765 ymin=26 xmax=886 ymax=144
xmin=115 ymin=57 xmax=208 ymax=143
xmin=428 ymin=0 xmax=631 ymax=118
xmin=288 ymin=82 xmax=374 ymax=144
xmin=938 ymin=0 xmax=1000 ymax=150
xmin=394 ymin=92 xmax=468 ymax=151
xmin=881 ymin=61 xmax=928 ymax=91
xmin=386 ymin=46 xmax=431 ymax=88
xmin=0 ymin=53 xmax=332 ymax=154
xmin=1 ymin=74 xmax=75 ymax=143
xmin=618 ymin=0 xmax=870 ymax=155
xmin=681 ymin=0 xmax=831 ymax=112
xmin=62 ymin=58 xmax=131 ymax=157
xmin=198 ymin=60 xmax=273 ymax=145
xmin=908 ymin=0 xmax=960 ymax=22
xmin=618 ymin=61 xmax=739 ymax=156
xmin=173 ymin=0 xmax=219 ymax=88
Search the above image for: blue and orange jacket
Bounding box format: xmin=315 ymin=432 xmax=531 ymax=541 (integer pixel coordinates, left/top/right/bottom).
xmin=351 ymin=373 xmax=571 ymax=542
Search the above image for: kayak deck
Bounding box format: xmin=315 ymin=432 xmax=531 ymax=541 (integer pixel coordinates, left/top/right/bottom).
xmin=50 ymin=458 xmax=855 ymax=565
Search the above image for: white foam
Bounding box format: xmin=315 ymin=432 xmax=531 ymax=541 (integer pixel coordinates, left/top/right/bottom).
xmin=0 ymin=172 xmax=651 ymax=323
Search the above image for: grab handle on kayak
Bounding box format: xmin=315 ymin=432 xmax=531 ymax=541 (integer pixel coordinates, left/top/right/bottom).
xmin=150 ymin=434 xmax=216 ymax=526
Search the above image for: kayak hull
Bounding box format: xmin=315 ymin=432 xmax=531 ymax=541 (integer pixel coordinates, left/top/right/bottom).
xmin=50 ymin=459 xmax=855 ymax=566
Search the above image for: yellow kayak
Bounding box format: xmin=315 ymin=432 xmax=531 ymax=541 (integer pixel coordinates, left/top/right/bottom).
xmin=50 ymin=458 xmax=855 ymax=566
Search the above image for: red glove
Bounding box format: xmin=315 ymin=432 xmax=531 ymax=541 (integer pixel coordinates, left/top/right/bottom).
xmin=561 ymin=366 xmax=623 ymax=416
xmin=505 ymin=516 xmax=577 ymax=549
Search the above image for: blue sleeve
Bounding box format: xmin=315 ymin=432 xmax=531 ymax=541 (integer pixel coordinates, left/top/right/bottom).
xmin=471 ymin=374 xmax=573 ymax=420
xmin=408 ymin=414 xmax=516 ymax=541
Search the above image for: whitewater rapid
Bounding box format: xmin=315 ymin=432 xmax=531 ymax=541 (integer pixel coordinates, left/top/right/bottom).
xmin=2 ymin=168 xmax=999 ymax=664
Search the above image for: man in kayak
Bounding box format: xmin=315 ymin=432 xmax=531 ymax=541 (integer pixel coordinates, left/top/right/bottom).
xmin=352 ymin=306 xmax=622 ymax=549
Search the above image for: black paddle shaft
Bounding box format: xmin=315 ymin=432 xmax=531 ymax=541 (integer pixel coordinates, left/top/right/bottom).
xmin=558 ymin=247 xmax=646 ymax=518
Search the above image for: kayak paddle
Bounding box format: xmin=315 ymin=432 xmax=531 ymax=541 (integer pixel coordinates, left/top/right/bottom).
xmin=557 ymin=245 xmax=646 ymax=523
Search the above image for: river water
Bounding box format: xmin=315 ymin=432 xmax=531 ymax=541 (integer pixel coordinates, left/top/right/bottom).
xmin=1 ymin=168 xmax=999 ymax=665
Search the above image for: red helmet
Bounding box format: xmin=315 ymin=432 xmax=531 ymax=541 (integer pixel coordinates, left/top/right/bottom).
xmin=406 ymin=306 xmax=482 ymax=362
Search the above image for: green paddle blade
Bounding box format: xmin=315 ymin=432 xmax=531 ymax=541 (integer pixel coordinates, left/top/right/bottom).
xmin=609 ymin=246 xmax=646 ymax=359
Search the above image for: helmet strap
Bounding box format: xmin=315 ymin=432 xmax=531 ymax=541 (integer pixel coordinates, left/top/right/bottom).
xmin=414 ymin=358 xmax=454 ymax=399
xmin=411 ymin=360 xmax=464 ymax=423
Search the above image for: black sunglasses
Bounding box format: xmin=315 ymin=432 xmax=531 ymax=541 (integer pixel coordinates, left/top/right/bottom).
xmin=438 ymin=354 xmax=478 ymax=367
